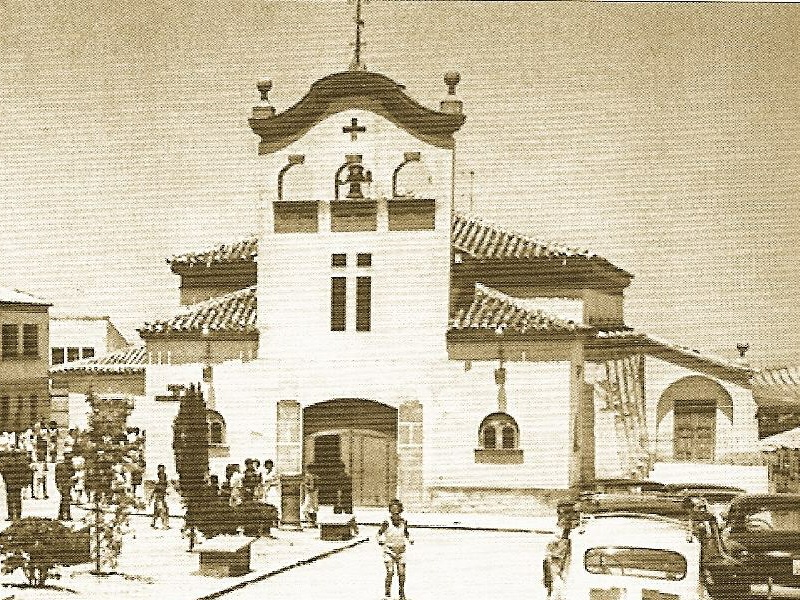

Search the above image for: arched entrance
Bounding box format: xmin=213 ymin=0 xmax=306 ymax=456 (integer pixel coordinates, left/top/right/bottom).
xmin=657 ymin=376 xmax=733 ymax=462
xmin=303 ymin=398 xmax=397 ymax=507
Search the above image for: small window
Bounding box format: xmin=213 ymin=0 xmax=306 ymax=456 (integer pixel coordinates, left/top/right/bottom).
xmin=332 ymin=253 xmax=347 ymax=267
xmin=22 ymin=325 xmax=38 ymax=356
xmin=331 ymin=277 xmax=346 ymax=331
xmin=51 ymin=348 xmax=65 ymax=365
xmin=67 ymin=347 xmax=80 ymax=362
xmin=483 ymin=426 xmax=496 ymax=449
xmin=478 ymin=412 xmax=520 ymax=449
xmin=356 ymin=253 xmax=372 ymax=267
xmin=475 ymin=412 xmax=523 ymax=464
xmin=502 ymin=425 xmax=516 ymax=449
xmin=1 ymin=324 xmax=18 ymax=358
xmin=206 ymin=410 xmax=226 ymax=446
xmin=356 ymin=276 xmax=371 ymax=332
xmin=81 ymin=347 xmax=95 ymax=359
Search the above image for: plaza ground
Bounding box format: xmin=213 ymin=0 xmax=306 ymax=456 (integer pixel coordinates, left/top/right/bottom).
xmin=0 ymin=469 xmax=556 ymax=600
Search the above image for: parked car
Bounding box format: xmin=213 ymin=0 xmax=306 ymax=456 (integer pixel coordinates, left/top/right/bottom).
xmin=545 ymin=512 xmax=710 ymax=600
xmin=577 ymin=478 xmax=668 ymax=495
xmin=544 ymin=494 xmax=729 ymax=600
xmin=715 ymin=493 xmax=800 ymax=599
xmin=662 ymin=484 xmax=746 ymax=523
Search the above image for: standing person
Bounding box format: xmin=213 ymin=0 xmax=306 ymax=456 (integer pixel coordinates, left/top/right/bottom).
xmin=127 ymin=450 xmax=144 ymax=499
xmin=301 ymin=472 xmax=318 ymax=527
xmin=71 ymin=454 xmax=87 ymax=503
xmin=377 ymin=499 xmax=413 ymax=600
xmin=3 ymin=450 xmax=30 ymax=520
xmin=55 ymin=454 xmax=74 ymax=520
xmin=151 ymin=464 xmax=170 ymax=529
xmin=47 ymin=422 xmax=59 ymax=463
xmin=36 ymin=424 xmax=48 ymax=464
xmin=229 ymin=464 xmax=243 ymax=507
xmin=263 ymin=459 xmax=281 ymax=521
xmin=241 ymin=459 xmax=260 ymax=503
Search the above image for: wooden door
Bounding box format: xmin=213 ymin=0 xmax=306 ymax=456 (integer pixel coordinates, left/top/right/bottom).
xmin=674 ymin=405 xmax=715 ymax=461
xmin=305 ymin=429 xmax=396 ymax=507
xmin=349 ymin=430 xmax=394 ymax=507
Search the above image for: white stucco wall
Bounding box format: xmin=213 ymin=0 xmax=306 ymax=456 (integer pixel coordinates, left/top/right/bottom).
xmin=425 ymin=360 xmax=572 ymax=489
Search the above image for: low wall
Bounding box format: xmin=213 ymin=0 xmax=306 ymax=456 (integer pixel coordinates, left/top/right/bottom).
xmin=425 ymin=486 xmax=567 ymax=516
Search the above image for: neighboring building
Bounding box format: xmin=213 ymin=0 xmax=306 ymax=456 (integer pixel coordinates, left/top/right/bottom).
xmin=50 ymin=61 xmax=780 ymax=514
xmin=49 ymin=316 xmax=129 ymax=366
xmin=50 ymin=345 xmax=146 ymax=429
xmin=0 ymin=287 xmax=52 ymax=431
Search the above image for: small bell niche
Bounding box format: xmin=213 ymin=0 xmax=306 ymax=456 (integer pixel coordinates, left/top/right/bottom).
xmin=330 ymin=154 xmax=377 ymax=232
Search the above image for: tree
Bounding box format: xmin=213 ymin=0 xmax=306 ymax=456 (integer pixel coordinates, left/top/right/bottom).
xmin=172 ymin=383 xmax=212 ymax=547
xmin=0 ymin=517 xmax=88 ymax=587
xmin=81 ymin=392 xmax=142 ymax=574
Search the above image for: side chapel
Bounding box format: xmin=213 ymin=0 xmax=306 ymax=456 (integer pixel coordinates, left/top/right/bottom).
xmin=52 ymin=30 xmax=771 ymax=513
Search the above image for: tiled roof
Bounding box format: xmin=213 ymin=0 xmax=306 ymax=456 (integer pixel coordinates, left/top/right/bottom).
xmin=139 ymin=286 xmax=257 ymax=336
xmin=167 ymin=213 xmax=629 ymax=274
xmin=451 ymin=212 xmax=598 ymax=261
xmin=0 ymin=287 xmax=50 ymax=305
xmin=750 ymin=366 xmax=800 ymax=401
xmin=449 ymin=283 xmax=585 ymax=334
xmin=169 ymin=235 xmax=259 ymax=267
xmin=50 ymin=345 xmax=146 ymax=374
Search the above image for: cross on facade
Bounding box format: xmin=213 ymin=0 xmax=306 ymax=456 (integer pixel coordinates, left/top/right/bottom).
xmin=343 ymin=117 xmax=366 ymax=141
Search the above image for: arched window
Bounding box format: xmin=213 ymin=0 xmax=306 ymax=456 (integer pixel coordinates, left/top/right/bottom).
xmin=483 ymin=426 xmax=497 ymax=449
xmin=502 ymin=425 xmax=516 ymax=449
xmin=475 ymin=412 xmax=523 ymax=464
xmin=206 ymin=410 xmax=226 ymax=446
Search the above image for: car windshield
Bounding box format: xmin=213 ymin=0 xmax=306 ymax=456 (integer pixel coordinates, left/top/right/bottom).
xmin=584 ymin=547 xmax=687 ymax=580
xmin=742 ymin=509 xmax=800 ymax=533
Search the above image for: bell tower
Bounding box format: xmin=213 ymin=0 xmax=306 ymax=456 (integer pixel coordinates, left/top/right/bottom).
xmin=247 ymin=12 xmax=465 ymax=364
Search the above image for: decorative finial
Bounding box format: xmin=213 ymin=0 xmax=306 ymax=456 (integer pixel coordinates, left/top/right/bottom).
xmin=440 ymin=71 xmax=463 ymax=115
xmin=737 ymin=342 xmax=750 ymax=359
xmin=444 ymin=71 xmax=461 ymax=95
xmin=252 ymin=79 xmax=275 ymax=119
xmin=348 ymin=0 xmax=367 ymax=71
xmin=256 ymin=79 xmax=272 ymax=102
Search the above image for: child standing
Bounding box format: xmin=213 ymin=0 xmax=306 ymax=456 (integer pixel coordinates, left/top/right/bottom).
xmin=376 ymin=499 xmax=413 ymax=600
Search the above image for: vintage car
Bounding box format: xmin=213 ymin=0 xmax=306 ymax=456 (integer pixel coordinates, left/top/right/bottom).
xmin=544 ymin=494 xmax=729 ymax=600
xmin=545 ymin=513 xmax=710 ymax=600
xmin=578 ymin=478 xmax=668 ymax=495
xmin=661 ymin=484 xmax=746 ymax=523
xmin=715 ymin=493 xmax=800 ymax=599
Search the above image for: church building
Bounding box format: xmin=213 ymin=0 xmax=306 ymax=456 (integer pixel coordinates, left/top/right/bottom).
xmin=52 ymin=37 xmax=773 ymax=513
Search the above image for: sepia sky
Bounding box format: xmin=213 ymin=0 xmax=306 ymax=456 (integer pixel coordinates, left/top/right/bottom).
xmin=0 ymin=1 xmax=798 ymax=366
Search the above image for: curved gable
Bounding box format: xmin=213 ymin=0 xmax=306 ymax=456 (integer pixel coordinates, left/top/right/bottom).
xmin=249 ymin=71 xmax=465 ymax=154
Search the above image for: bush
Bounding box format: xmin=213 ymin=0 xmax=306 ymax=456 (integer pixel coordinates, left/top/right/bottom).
xmin=0 ymin=517 xmax=88 ymax=587
xmin=192 ymin=500 xmax=278 ymax=538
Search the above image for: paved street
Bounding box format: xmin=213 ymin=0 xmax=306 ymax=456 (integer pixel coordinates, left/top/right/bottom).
xmin=221 ymin=527 xmax=548 ymax=600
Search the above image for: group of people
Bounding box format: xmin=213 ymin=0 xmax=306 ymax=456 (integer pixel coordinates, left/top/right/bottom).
xmin=216 ymin=459 xmax=282 ymax=514
xmin=0 ymin=423 xmax=147 ymax=522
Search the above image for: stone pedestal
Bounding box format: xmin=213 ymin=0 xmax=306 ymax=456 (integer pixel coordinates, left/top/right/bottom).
xmin=196 ymin=535 xmax=255 ymax=577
